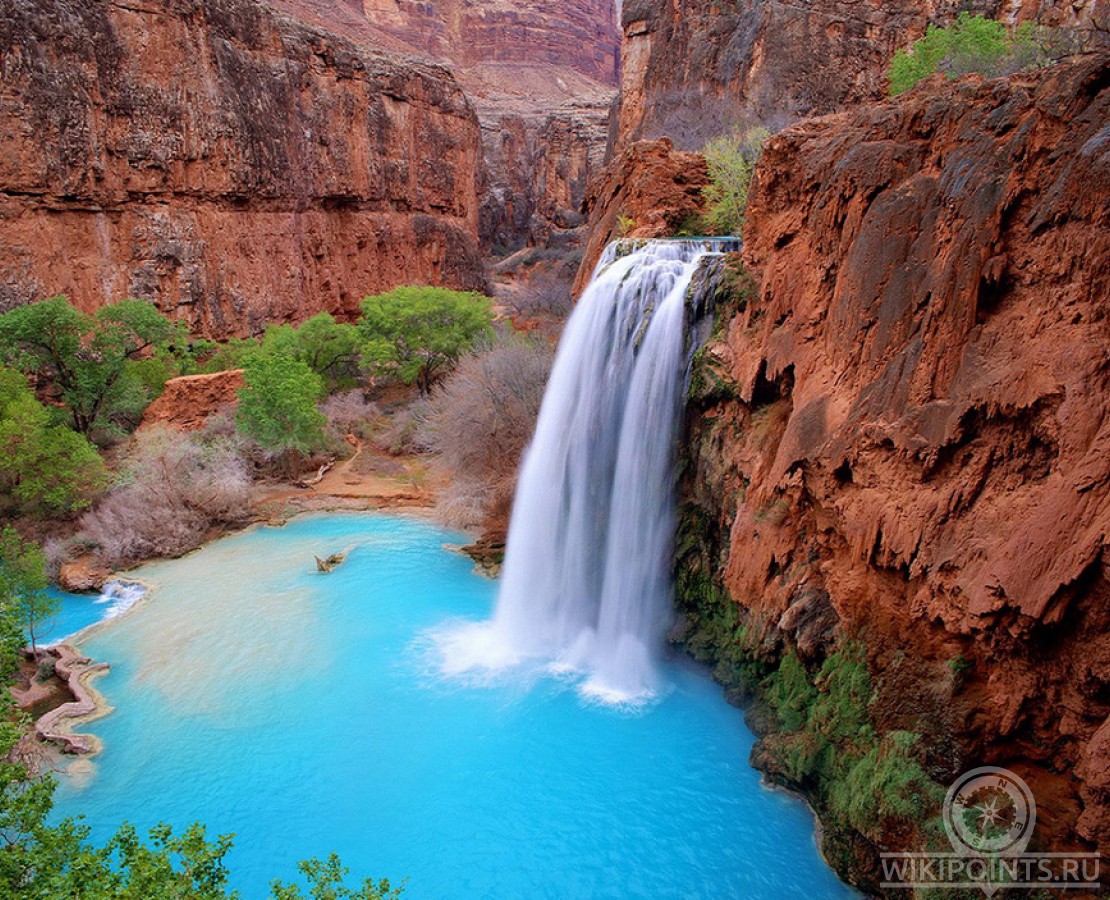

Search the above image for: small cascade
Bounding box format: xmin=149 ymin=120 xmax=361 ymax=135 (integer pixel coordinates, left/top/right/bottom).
xmin=94 ymin=580 xmax=147 ymax=620
xmin=441 ymin=238 xmax=737 ymax=703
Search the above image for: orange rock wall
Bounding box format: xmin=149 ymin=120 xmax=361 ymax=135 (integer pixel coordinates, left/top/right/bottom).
xmin=685 ymin=55 xmax=1110 ymax=858
xmin=358 ymin=0 xmax=620 ymax=85
xmin=617 ymin=0 xmax=1110 ymax=149
xmin=0 ymin=0 xmax=487 ymax=337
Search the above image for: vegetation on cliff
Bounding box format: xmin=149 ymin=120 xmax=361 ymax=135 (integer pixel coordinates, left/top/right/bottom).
xmin=888 ymin=13 xmax=1076 ymax=95
xmin=700 ymin=128 xmax=768 ymax=236
xmin=675 ymin=258 xmax=949 ymax=889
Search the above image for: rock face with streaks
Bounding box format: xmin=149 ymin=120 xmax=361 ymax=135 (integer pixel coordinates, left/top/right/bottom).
xmin=572 ymin=138 xmax=709 ymax=295
xmin=677 ymin=55 xmax=1110 ymax=883
xmin=0 ymin=0 xmax=486 ymax=337
xmin=617 ymin=0 xmax=1110 ymax=149
xmin=355 ymin=0 xmax=620 ymax=84
xmin=139 ymin=370 xmax=245 ymax=432
xmin=273 ymin=0 xmax=621 ymax=253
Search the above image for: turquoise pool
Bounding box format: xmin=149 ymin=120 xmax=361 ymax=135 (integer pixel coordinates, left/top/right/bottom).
xmin=53 ymin=513 xmax=853 ymax=899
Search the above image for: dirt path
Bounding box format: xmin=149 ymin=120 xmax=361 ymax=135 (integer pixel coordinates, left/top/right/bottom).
xmin=252 ymin=440 xmax=437 ymax=517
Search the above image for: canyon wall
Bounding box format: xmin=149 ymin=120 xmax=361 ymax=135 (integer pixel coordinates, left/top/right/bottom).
xmin=675 ymin=55 xmax=1109 ymax=886
xmin=356 ymin=0 xmax=620 ymax=85
xmin=618 ymin=0 xmax=1110 ymax=150
xmin=275 ymin=0 xmax=621 ymax=254
xmin=0 ymin=0 xmax=486 ymax=337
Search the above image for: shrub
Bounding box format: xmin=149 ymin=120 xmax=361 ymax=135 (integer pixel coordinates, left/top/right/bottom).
xmin=371 ymin=401 xmax=430 ymax=457
xmin=888 ymin=14 xmax=1065 ymax=95
xmin=76 ymin=428 xmax=251 ymax=568
xmin=418 ymin=336 xmax=553 ymax=526
xmin=0 ymin=366 xmax=107 ymax=515
xmin=701 ymin=127 xmax=769 ymax=236
xmin=320 ymin=390 xmax=380 ymax=441
xmin=236 ymin=351 xmax=327 ymax=465
xmin=504 ymin=274 xmax=573 ymax=319
xmin=359 ymin=287 xmax=494 ymax=394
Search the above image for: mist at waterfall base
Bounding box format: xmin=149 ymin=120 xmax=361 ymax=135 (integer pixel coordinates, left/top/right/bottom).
xmin=54 ymin=514 xmax=853 ymax=898
xmin=434 ymin=240 xmax=729 ymax=704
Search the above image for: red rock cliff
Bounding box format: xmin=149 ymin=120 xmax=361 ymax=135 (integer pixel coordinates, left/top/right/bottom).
xmin=355 ymin=0 xmax=620 ymax=86
xmin=617 ymin=0 xmax=1110 ymax=149
xmin=0 ymin=0 xmax=487 ymax=337
xmin=679 ymin=55 xmax=1110 ymax=880
xmin=273 ymin=0 xmax=621 ymax=253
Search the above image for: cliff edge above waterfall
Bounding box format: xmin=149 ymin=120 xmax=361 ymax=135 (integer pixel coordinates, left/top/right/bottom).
xmin=675 ymin=55 xmax=1110 ymax=889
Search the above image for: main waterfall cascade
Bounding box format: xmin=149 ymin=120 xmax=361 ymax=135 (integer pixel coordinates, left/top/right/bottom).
xmin=439 ymin=239 xmax=738 ymax=703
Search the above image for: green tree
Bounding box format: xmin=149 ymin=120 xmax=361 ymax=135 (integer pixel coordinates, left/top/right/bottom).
xmin=0 ymin=525 xmax=58 ymax=654
xmin=262 ymin=313 xmax=363 ymax=391
xmin=0 ymin=297 xmax=181 ymax=436
xmin=701 ymin=127 xmax=769 ymax=236
xmin=888 ymin=13 xmax=1042 ymax=95
xmin=271 ymin=856 xmax=404 ymax=900
xmin=0 ymin=368 xmax=106 ymax=515
xmin=0 ymin=535 xmax=400 ymax=898
xmin=237 ymin=351 xmax=327 ymax=465
xmin=359 ymin=287 xmax=494 ymax=394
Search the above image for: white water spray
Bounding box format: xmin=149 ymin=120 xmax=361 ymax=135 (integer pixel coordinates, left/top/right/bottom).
xmin=438 ymin=239 xmax=733 ymax=703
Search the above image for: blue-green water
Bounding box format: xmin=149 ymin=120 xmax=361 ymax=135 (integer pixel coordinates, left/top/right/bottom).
xmin=39 ymin=583 xmax=146 ymax=647
xmin=53 ymin=513 xmax=852 ymax=899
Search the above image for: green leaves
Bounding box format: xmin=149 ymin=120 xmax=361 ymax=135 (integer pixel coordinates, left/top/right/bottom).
xmin=236 ymin=351 xmax=327 ymax=457
xmin=888 ymin=13 xmax=1047 ymax=95
xmin=0 ymin=366 xmax=107 ymax=516
xmin=262 ymin=313 xmax=363 ymax=392
xmin=700 ymin=127 xmax=769 ymax=237
xmin=270 ymin=855 xmax=405 ymax=900
xmin=358 ymin=287 xmax=494 ymax=394
xmin=0 ymin=297 xmax=183 ymax=437
xmin=0 ymin=524 xmax=57 ymax=656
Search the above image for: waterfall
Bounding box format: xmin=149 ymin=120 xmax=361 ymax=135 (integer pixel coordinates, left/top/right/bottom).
xmin=437 ymin=238 xmax=736 ymax=703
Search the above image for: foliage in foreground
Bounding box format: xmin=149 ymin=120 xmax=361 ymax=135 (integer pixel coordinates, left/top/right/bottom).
xmin=359 ymin=287 xmax=494 ymax=394
xmin=888 ymin=13 xmax=1073 ymax=95
xmin=0 ymin=534 xmax=401 ymax=899
xmin=700 ymin=127 xmax=769 ymax=236
xmin=0 ymin=367 xmax=107 ymax=516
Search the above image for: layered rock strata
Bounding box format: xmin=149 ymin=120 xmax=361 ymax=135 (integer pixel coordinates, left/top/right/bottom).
xmin=0 ymin=0 xmax=487 ymax=336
